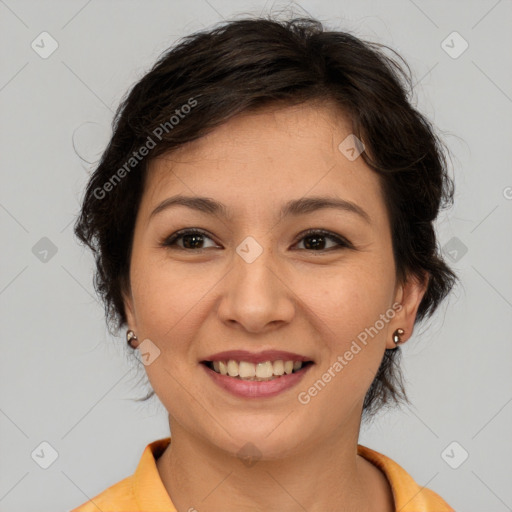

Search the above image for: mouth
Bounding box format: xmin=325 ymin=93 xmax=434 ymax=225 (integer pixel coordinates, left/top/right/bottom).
xmin=201 ymin=359 xmax=315 ymax=382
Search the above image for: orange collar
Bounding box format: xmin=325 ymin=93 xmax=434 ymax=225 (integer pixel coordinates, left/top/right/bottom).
xmin=129 ymin=437 xmax=453 ymax=511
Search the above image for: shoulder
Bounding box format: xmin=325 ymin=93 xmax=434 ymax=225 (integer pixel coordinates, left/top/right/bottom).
xmin=357 ymin=444 xmax=455 ymax=511
xmin=69 ymin=475 xmax=136 ymax=511
xmin=69 ymin=437 xmax=174 ymax=512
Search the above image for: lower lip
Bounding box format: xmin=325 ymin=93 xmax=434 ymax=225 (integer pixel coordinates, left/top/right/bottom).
xmin=201 ymin=363 xmax=314 ymax=398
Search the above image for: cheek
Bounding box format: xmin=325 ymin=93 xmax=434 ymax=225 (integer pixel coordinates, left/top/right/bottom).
xmin=129 ymin=259 xmax=204 ymax=402
xmin=296 ymin=290 xmax=392 ymax=419
xmin=301 ymin=257 xmax=396 ymax=337
xmin=294 ymin=257 xmax=396 ymax=399
xmin=129 ymin=253 xmax=219 ymax=356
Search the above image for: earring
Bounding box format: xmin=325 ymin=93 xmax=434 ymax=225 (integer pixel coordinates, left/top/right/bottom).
xmin=392 ymin=328 xmax=405 ymax=345
xmin=126 ymin=329 xmax=138 ymax=348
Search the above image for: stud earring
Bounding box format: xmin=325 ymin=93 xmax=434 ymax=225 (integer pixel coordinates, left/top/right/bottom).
xmin=392 ymin=328 xmax=405 ymax=345
xmin=126 ymin=329 xmax=138 ymax=348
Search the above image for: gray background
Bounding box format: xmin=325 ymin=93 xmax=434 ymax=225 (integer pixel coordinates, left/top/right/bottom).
xmin=1 ymin=0 xmax=511 ymax=511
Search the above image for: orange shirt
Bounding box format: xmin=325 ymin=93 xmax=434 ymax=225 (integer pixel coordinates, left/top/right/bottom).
xmin=70 ymin=437 xmax=454 ymax=511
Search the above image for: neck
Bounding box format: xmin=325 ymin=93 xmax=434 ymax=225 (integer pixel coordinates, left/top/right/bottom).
xmin=156 ymin=418 xmax=394 ymax=512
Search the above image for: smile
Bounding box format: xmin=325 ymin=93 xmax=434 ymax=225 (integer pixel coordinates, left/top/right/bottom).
xmin=202 ymin=359 xmax=314 ymax=381
xmin=201 ymin=359 xmax=314 ymax=398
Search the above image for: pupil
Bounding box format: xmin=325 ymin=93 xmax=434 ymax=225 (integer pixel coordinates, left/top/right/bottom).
xmin=183 ymin=234 xmax=203 ymax=249
xmin=305 ymin=235 xmax=325 ymax=250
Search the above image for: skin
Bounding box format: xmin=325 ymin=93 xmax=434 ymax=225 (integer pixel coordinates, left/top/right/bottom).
xmin=123 ymin=100 xmax=427 ymax=512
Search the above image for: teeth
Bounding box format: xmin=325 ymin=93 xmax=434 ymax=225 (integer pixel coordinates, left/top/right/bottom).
xmin=238 ymin=361 xmax=255 ymax=379
xmin=273 ymin=360 xmax=284 ymax=376
xmin=218 ymin=361 xmax=228 ymax=375
xmin=256 ymin=361 xmax=273 ymax=379
xmin=227 ymin=360 xmax=239 ymax=377
xmin=209 ymin=359 xmax=306 ymax=380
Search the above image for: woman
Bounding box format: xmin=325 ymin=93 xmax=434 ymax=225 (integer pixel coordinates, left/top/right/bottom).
xmin=71 ymin=15 xmax=457 ymax=512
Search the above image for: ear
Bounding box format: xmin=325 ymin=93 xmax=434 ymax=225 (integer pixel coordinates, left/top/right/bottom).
xmin=121 ymin=282 xmax=140 ymax=348
xmin=385 ymin=271 xmax=429 ymax=349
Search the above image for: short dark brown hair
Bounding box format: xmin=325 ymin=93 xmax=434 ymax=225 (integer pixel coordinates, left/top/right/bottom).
xmin=74 ymin=15 xmax=457 ymax=418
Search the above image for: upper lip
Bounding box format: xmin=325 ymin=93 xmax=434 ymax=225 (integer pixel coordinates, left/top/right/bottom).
xmin=202 ymin=350 xmax=314 ymax=364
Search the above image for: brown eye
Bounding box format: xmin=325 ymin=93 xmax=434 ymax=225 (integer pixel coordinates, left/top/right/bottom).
xmin=162 ymin=229 xmax=218 ymax=251
xmin=161 ymin=228 xmax=352 ymax=252
xmin=294 ymin=229 xmax=352 ymax=251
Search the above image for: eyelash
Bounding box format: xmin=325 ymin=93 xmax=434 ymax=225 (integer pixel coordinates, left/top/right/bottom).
xmin=160 ymin=228 xmax=353 ymax=252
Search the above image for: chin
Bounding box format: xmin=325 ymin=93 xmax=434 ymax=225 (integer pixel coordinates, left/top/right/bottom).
xmin=205 ymin=423 xmax=306 ymax=462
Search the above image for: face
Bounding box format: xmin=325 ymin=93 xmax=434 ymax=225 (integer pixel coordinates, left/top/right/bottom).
xmin=124 ymin=101 xmax=425 ymax=459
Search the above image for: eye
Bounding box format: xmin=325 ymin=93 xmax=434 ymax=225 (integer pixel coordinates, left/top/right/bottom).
xmin=293 ymin=229 xmax=352 ymax=251
xmin=161 ymin=229 xmax=219 ymax=251
xmin=161 ymin=228 xmax=352 ymax=252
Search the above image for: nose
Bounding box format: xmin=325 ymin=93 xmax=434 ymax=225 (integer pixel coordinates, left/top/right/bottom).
xmin=216 ymin=243 xmax=295 ymax=334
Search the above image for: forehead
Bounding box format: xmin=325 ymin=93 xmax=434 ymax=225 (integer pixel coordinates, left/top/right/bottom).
xmin=140 ymin=102 xmax=386 ymax=224
xmin=155 ymin=101 xmax=354 ymax=165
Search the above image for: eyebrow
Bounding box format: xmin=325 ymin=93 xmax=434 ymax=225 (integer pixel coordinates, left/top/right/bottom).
xmin=149 ymin=194 xmax=371 ymax=224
